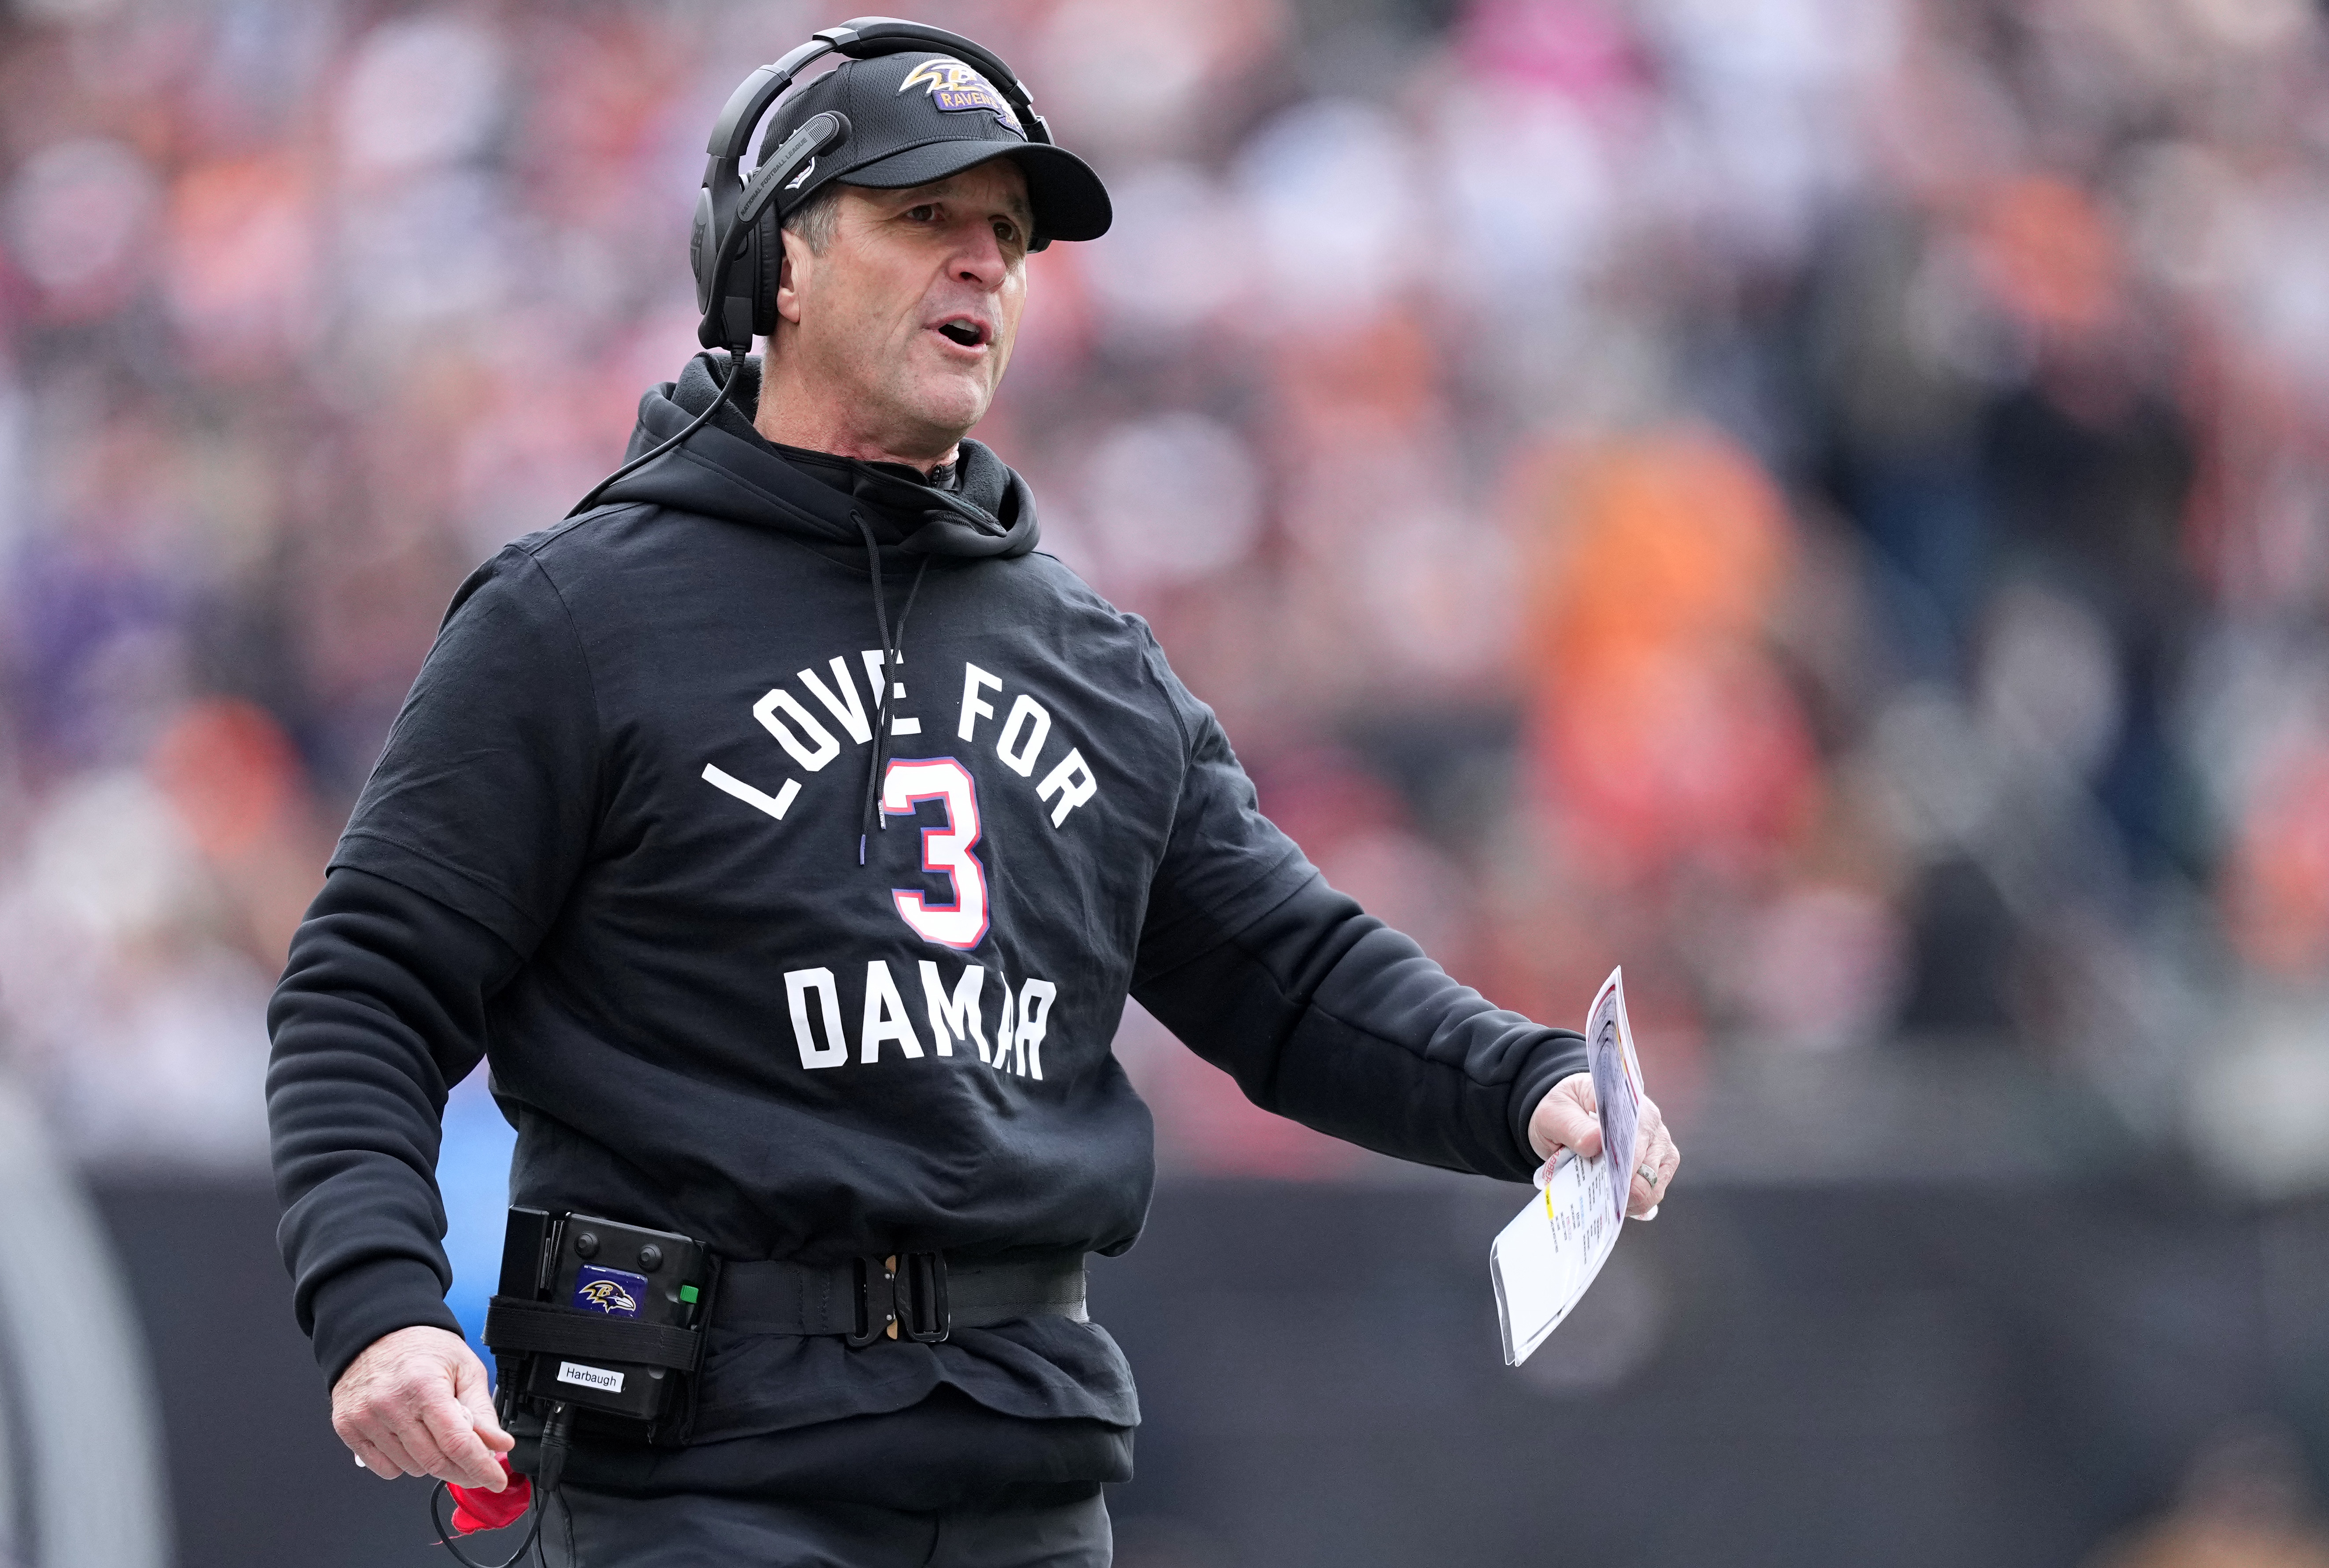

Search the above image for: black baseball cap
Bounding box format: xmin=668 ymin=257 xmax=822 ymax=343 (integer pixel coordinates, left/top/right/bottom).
xmin=759 ymin=52 xmax=1111 ymax=244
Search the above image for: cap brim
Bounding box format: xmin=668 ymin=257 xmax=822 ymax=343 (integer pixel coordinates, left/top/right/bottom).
xmin=839 ymin=140 xmax=1112 ymax=244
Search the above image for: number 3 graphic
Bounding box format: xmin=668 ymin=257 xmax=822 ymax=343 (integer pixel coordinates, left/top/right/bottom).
xmin=881 ymin=758 xmax=989 ymax=949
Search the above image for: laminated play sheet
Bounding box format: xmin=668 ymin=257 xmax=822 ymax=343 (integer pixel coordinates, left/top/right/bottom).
xmin=1489 ymin=967 xmax=1646 ymax=1367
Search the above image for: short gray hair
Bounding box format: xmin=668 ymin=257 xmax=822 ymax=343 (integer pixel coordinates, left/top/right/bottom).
xmin=782 ymin=182 xmax=846 ymax=254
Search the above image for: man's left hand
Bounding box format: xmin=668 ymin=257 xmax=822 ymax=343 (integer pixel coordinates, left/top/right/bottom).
xmin=1527 ymin=1072 xmax=1681 ymax=1219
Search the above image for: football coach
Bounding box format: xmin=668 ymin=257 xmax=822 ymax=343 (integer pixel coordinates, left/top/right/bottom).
xmin=267 ymin=17 xmax=1682 ymax=1566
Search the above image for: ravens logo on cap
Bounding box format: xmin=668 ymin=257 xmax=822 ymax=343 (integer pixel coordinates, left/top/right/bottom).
xmin=898 ymin=58 xmax=1023 ymax=133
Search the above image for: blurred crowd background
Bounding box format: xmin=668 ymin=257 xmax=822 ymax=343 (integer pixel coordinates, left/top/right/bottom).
xmin=4 ymin=0 xmax=2329 ymax=1560
xmin=8 ymin=0 xmax=2329 ymax=1185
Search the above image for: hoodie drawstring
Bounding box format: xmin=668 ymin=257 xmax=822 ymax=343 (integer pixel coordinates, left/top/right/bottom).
xmin=854 ymin=512 xmax=931 ymax=865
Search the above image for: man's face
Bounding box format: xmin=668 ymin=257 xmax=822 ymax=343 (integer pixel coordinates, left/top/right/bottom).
xmin=774 ymin=159 xmax=1031 ymax=457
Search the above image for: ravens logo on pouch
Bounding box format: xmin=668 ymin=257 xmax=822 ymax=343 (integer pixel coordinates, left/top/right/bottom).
xmin=576 ymin=1278 xmax=638 ymax=1314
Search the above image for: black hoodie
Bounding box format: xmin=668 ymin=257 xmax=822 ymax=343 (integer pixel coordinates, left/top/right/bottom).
xmin=267 ymin=354 xmax=1586 ymax=1505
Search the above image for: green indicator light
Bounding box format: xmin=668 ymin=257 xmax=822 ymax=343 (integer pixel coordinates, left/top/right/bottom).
xmin=680 ymin=1285 xmax=699 ymax=1304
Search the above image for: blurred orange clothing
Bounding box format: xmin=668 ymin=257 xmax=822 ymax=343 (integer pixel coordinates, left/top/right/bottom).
xmin=1514 ymin=426 xmax=1818 ymax=884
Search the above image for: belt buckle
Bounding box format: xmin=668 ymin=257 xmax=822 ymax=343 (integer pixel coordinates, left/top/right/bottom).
xmin=901 ymin=1250 xmax=950 ymax=1343
xmin=847 ymin=1252 xmax=950 ymax=1346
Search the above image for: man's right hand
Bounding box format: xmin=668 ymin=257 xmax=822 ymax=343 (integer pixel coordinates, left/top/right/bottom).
xmin=333 ymin=1325 xmax=515 ymax=1490
xmin=1528 ymin=1071 xmax=1681 ymax=1220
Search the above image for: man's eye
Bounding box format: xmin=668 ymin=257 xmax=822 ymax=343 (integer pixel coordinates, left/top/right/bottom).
xmin=994 ymin=221 xmax=1020 ymax=246
xmin=904 ymin=204 xmax=938 ymax=222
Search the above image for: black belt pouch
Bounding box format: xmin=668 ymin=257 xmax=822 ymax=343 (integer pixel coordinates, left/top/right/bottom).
xmin=485 ymin=1208 xmax=720 ymax=1454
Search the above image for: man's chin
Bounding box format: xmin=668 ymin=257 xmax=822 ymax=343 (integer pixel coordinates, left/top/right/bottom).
xmin=891 ymin=374 xmax=996 ymax=448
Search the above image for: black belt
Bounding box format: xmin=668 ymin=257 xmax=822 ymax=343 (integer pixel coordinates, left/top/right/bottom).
xmin=715 ymin=1251 xmax=1087 ymax=1347
xmin=485 ymin=1250 xmax=1086 ymax=1371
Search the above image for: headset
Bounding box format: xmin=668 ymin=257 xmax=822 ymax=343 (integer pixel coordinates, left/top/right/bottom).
xmin=691 ymin=15 xmax=1055 ymax=356
xmin=567 ymin=16 xmax=1052 ymax=519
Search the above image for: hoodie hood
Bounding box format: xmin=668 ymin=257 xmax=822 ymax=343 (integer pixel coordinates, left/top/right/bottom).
xmin=598 ymin=352 xmax=1041 ymax=564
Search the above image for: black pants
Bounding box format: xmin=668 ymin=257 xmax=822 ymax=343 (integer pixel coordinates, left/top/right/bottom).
xmin=541 ymin=1485 xmax=1112 ymax=1568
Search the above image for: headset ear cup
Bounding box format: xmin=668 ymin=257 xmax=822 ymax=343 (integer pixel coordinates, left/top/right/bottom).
xmin=690 ymin=189 xmax=716 ymax=314
xmin=754 ymin=204 xmax=784 ymax=338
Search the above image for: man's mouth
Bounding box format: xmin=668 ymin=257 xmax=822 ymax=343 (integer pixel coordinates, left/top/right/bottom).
xmin=934 ymin=318 xmax=988 ymax=348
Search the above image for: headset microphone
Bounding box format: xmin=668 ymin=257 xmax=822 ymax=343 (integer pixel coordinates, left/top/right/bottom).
xmin=736 ymin=112 xmax=849 ymax=231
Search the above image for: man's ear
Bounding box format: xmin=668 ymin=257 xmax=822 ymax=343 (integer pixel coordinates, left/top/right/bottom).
xmin=774 ymin=229 xmax=812 ymax=329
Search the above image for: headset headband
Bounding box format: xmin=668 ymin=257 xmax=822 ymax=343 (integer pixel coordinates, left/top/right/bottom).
xmin=692 ymin=16 xmax=1052 ymax=353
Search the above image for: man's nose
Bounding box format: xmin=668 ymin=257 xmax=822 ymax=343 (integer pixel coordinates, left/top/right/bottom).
xmin=951 ymin=223 xmax=1007 ymax=289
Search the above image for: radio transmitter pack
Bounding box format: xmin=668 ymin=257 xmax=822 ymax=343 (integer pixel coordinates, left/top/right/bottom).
xmin=484 ymin=1208 xmax=715 ymax=1446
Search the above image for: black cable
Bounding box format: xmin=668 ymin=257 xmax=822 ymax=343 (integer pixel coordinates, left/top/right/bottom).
xmin=535 ymin=1404 xmax=576 ymax=1496
xmin=565 ymin=349 xmax=747 ymax=519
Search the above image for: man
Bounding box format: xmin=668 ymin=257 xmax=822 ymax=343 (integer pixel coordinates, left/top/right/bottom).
xmin=269 ymin=33 xmax=1681 ymax=1568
